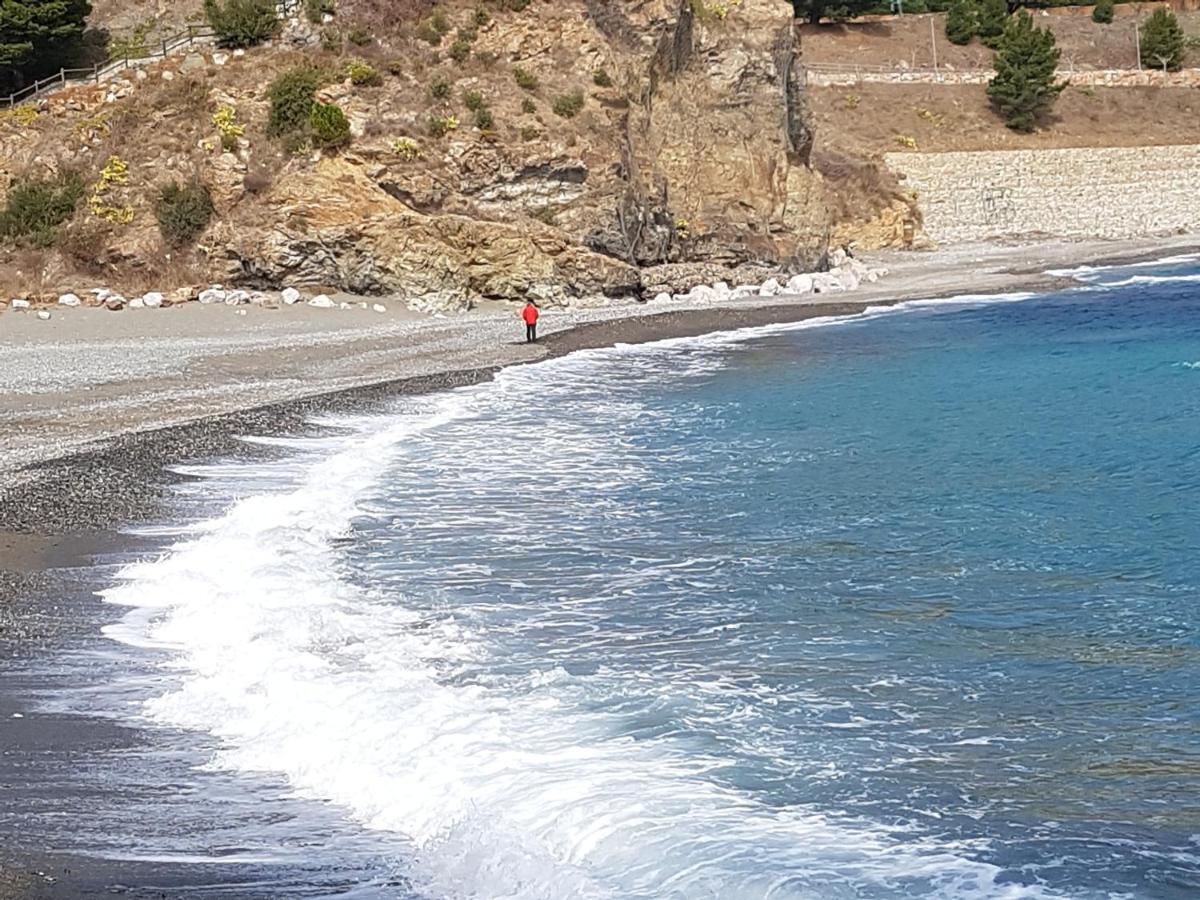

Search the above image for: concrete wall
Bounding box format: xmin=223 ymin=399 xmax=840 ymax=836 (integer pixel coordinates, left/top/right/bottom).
xmin=884 ymin=145 xmax=1200 ymax=243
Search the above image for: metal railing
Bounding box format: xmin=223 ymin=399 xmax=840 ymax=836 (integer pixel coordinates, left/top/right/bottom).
xmin=2 ymin=0 xmax=303 ymax=109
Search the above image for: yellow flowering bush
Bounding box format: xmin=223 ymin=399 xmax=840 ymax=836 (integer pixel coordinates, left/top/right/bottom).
xmin=89 ymin=155 xmax=135 ymax=224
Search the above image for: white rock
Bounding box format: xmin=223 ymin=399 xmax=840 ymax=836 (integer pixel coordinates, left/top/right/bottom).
xmin=225 ymin=289 xmax=251 ymax=305
xmin=731 ymin=285 xmax=758 ymax=300
xmin=323 ymin=12 xmax=334 ymax=22
xmin=11 ymin=298 xmax=30 ymax=309
xmin=652 ymin=292 xmax=672 ymax=304
xmin=57 ymin=293 xmax=81 ymax=307
xmin=372 ymin=303 xmax=387 ymax=313
xmin=90 ymin=287 xmax=109 ymax=298
xmin=235 ymin=309 xmax=248 ymax=316
xmin=308 ymin=294 xmax=335 ymax=308
xmin=212 ymin=52 xmax=229 ymax=66
xmin=786 ymin=273 xmax=813 ymax=294
xmin=758 ymin=278 xmax=782 ymax=297
xmin=161 ymin=70 xmax=175 ymax=81
xmin=233 ymin=48 xmax=246 ymax=57
xmin=281 ymin=287 xmax=301 ymax=305
xmin=37 ymin=310 xmax=51 ymax=320
xmin=810 ymin=272 xmax=845 ymax=293
xmin=142 ymin=292 xmax=164 ymax=308
xmin=832 ymin=268 xmax=860 ymax=291
xmin=829 ymin=247 xmax=849 ymax=268
xmin=687 ymin=285 xmax=719 ymax=304
xmin=128 ymin=296 xmax=146 ymax=309
xmin=339 ymin=302 xmax=351 ymax=310
xmin=198 ymin=288 xmax=226 ymax=304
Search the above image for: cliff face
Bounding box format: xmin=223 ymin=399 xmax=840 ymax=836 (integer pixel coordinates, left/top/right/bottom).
xmin=0 ymin=0 xmax=831 ymax=308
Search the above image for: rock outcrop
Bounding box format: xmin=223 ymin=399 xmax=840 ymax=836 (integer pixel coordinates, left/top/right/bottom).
xmin=0 ymin=0 xmax=834 ymax=310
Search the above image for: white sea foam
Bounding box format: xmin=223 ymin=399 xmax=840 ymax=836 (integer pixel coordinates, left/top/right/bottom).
xmin=102 ymin=298 xmax=1063 ymax=899
xmin=1046 ymin=253 xmax=1200 ymax=280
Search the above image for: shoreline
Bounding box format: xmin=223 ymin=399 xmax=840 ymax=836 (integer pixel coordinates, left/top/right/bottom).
xmin=1 ymin=234 xmax=1199 ymax=897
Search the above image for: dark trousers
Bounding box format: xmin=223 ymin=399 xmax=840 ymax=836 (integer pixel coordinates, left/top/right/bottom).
xmin=526 ymin=323 xmax=537 ymax=343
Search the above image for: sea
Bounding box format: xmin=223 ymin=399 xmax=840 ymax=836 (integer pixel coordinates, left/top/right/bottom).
xmin=2 ymin=256 xmax=1199 ymax=899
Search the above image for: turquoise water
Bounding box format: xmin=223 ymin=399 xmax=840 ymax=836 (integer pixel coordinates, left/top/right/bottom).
xmin=102 ymin=263 xmax=1200 ymax=898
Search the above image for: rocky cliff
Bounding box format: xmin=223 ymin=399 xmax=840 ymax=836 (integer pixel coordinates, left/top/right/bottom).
xmin=0 ymin=0 xmax=832 ymax=309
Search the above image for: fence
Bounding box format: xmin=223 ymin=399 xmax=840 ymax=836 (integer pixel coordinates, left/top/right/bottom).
xmin=1 ymin=0 xmax=303 ymax=110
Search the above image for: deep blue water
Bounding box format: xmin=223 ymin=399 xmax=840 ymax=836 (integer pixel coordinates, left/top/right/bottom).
xmin=94 ymin=262 xmax=1200 ymax=898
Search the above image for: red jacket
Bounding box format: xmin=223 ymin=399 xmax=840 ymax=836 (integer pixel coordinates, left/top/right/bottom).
xmin=522 ymin=304 xmax=539 ymax=324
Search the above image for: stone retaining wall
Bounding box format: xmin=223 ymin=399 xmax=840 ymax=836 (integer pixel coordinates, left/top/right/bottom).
xmin=884 ymin=145 xmax=1200 ymax=243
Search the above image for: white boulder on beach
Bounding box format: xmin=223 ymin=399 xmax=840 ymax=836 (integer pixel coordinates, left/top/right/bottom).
xmin=58 ymin=293 xmax=81 ymax=307
xmin=308 ymin=295 xmax=335 ymax=309
xmin=282 ymin=287 xmax=302 ymax=305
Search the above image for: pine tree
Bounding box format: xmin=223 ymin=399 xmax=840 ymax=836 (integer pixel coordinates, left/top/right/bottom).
xmin=1140 ymin=8 xmax=1184 ymax=72
xmin=0 ymin=0 xmax=93 ymax=85
xmin=1091 ymin=0 xmax=1114 ymax=25
xmin=987 ymin=10 xmax=1064 ymax=133
xmin=976 ymin=0 xmax=1009 ymax=49
xmin=945 ymin=0 xmax=977 ymax=46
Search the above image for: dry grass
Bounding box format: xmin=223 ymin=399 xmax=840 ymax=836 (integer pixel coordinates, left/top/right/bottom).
xmin=811 ymin=83 xmax=1200 ymax=156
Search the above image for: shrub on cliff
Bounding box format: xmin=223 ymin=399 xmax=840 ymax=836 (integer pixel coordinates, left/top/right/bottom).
xmin=552 ymin=90 xmax=585 ymax=118
xmin=268 ymin=66 xmax=321 ymax=137
xmin=513 ymin=66 xmax=538 ymax=90
xmin=987 ymin=11 xmax=1064 ymax=132
xmin=976 ymin=0 xmax=1009 ymax=49
xmin=1091 ymin=0 xmax=1114 ymax=25
xmin=309 ymin=102 xmax=352 ymax=150
xmin=1140 ymin=8 xmax=1184 ymax=71
xmin=154 ymin=180 xmax=214 ymax=246
xmin=945 ymin=0 xmax=977 ymax=46
xmin=0 ymin=170 xmax=85 ymax=246
xmin=304 ymin=0 xmax=334 ymax=24
xmin=203 ymin=0 xmax=279 ymax=48
xmin=347 ymin=59 xmax=382 ymax=86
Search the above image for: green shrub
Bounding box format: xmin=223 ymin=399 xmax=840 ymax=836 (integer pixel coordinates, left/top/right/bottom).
xmin=457 ymin=25 xmax=478 ymax=43
xmin=945 ymin=0 xmax=976 ymax=45
xmin=463 ymin=89 xmax=486 ymax=111
xmin=268 ymin=66 xmax=321 ymax=137
xmin=513 ymin=66 xmax=538 ymax=90
xmin=203 ymin=0 xmax=279 ymax=48
xmin=1140 ymin=8 xmax=1184 ymax=71
xmin=0 ymin=170 xmax=85 ymax=246
xmin=987 ymin=10 xmax=1064 ymax=132
xmin=428 ymin=114 xmax=459 ymax=137
xmin=473 ymin=6 xmax=491 ymax=26
xmin=521 ymin=97 xmax=536 ymax=114
xmin=475 ymin=49 xmax=497 ymax=66
xmin=474 ymin=107 xmax=494 ymax=129
xmin=552 ymin=90 xmax=585 ymax=118
xmin=416 ymin=10 xmax=451 ymax=44
xmin=592 ymin=67 xmax=613 ymax=87
xmin=387 ymin=58 xmax=406 ymax=75
xmin=304 ymin=0 xmax=334 ymax=24
xmin=520 ymin=125 xmax=539 ymax=141
xmin=309 ymin=102 xmax=352 ymax=150
xmin=347 ymin=25 xmax=371 ymax=45
xmin=320 ymin=29 xmax=342 ymax=51
xmin=1091 ymin=0 xmax=1113 ymax=24
xmin=448 ymin=38 xmax=471 ymax=63
xmin=154 ymin=179 xmax=214 ymax=246
xmin=430 ymin=75 xmax=451 ymax=99
xmin=976 ymin=0 xmax=1009 ymax=49
xmin=347 ymin=59 xmax=382 ymax=85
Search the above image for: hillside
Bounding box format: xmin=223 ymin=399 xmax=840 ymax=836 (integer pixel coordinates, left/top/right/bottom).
xmin=0 ymin=0 xmax=835 ymax=307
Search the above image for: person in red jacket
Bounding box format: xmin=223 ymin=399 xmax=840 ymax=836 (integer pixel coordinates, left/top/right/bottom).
xmin=521 ymin=300 xmax=540 ymax=343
